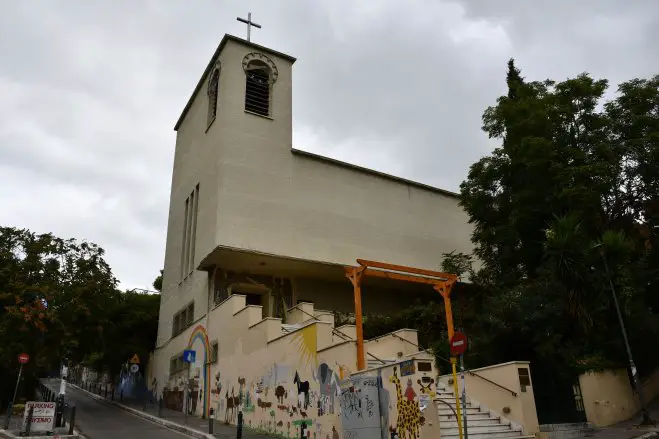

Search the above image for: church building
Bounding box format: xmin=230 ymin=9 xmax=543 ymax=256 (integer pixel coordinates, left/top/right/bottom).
xmin=150 ymin=32 xmax=477 ymax=436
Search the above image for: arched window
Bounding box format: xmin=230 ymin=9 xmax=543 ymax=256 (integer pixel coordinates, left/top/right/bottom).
xmin=207 ymin=67 xmax=220 ymax=127
xmin=244 ymin=60 xmax=271 ymax=116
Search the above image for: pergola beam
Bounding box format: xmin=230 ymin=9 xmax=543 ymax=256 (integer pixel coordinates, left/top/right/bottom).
xmin=345 ymin=260 xmax=458 ymax=371
xmin=357 ymin=259 xmax=457 ymax=281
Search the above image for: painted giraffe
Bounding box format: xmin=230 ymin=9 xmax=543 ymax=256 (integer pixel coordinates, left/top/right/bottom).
xmin=389 ymin=367 xmax=420 ymax=439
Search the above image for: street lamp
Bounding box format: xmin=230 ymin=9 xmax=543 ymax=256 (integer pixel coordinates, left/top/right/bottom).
xmin=592 ymin=243 xmax=654 ymax=425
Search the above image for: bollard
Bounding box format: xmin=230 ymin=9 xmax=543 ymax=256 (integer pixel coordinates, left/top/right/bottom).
xmin=237 ymin=411 xmax=243 ymax=439
xmin=56 ymin=394 xmax=65 ymax=427
xmin=4 ymin=403 xmax=12 ymax=430
xmin=209 ymin=408 xmax=215 ymax=434
xmin=68 ymin=406 xmax=76 ymax=435
xmin=158 ymin=397 xmax=163 ymax=418
xmin=63 ymin=402 xmax=69 ymax=427
xmin=25 ymin=406 xmax=34 ymax=436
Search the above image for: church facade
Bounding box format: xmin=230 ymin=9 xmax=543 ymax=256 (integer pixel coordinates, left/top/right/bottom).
xmin=150 ymin=34 xmax=474 ymax=437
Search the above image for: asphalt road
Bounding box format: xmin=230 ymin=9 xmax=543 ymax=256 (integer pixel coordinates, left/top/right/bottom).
xmin=43 ymin=380 xmax=189 ymax=439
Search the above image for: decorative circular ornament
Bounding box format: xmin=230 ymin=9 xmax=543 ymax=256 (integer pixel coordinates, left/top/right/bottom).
xmin=242 ymin=52 xmax=278 ymax=83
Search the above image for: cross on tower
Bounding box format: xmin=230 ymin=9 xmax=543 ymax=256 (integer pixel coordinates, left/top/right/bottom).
xmin=237 ymin=12 xmax=261 ymax=42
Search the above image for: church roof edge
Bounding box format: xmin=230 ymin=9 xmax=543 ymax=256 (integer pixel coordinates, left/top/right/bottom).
xmin=174 ymin=34 xmax=297 ymax=131
xmin=290 ymin=148 xmax=460 ymax=199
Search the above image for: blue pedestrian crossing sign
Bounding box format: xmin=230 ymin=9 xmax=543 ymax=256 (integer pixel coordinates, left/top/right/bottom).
xmin=183 ymin=350 xmax=196 ymax=363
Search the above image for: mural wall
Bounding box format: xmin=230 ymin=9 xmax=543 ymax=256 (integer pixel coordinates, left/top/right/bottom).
xmin=152 ymin=295 xmax=438 ymax=439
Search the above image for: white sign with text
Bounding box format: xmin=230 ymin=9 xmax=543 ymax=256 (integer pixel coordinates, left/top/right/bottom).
xmin=23 ymin=401 xmax=56 ymax=432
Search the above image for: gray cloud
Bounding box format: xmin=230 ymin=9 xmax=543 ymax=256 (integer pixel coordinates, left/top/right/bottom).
xmin=1 ymin=0 xmax=657 ymax=289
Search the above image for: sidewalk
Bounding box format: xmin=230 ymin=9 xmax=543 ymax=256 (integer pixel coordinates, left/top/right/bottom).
xmin=586 ymin=400 xmax=659 ymax=439
xmin=68 ymin=382 xmax=272 ymax=439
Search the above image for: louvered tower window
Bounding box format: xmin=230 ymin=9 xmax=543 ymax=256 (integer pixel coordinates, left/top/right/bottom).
xmin=245 ymin=61 xmax=271 ymax=116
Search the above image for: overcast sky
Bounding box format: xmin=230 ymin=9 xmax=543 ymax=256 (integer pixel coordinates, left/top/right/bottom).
xmin=1 ymin=1 xmax=657 ymax=290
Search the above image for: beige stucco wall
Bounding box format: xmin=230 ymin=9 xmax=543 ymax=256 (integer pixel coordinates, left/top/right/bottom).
xmin=151 ymin=293 xmax=442 ymax=439
xmin=157 ymin=35 xmax=473 ymax=345
xmin=438 ymin=361 xmax=539 ymax=434
xmin=579 ymin=368 xmax=659 ymax=427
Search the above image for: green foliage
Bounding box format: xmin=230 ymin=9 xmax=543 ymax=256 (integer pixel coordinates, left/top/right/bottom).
xmin=0 ymin=227 xmax=160 ymax=406
xmin=153 ymin=270 xmax=163 ymax=292
xmin=356 ymin=63 xmax=659 ymax=382
xmin=455 ymin=61 xmax=659 ymax=376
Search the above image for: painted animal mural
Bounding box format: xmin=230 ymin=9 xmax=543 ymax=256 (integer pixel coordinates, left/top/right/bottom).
xmin=225 ymin=388 xmax=239 ymax=423
xmin=294 ymin=371 xmax=310 ymax=410
xmin=275 ymin=385 xmax=287 ymax=404
xmin=313 ymin=363 xmax=339 ymax=415
xmin=389 ymin=367 xmax=420 ymax=439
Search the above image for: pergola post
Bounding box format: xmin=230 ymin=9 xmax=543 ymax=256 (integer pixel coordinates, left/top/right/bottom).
xmin=346 ymin=266 xmax=367 ymax=370
xmin=434 ymin=280 xmax=457 ymax=339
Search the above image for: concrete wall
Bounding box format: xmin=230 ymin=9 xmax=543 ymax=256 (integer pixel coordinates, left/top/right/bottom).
xmin=438 ymin=361 xmax=539 ymax=435
xmin=150 ymin=294 xmax=437 ymax=439
xmin=158 ymin=34 xmax=474 ymax=346
xmin=579 ymin=367 xmax=659 ymax=427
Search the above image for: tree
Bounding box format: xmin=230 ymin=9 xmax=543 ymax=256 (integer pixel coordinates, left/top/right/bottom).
xmin=153 ymin=270 xmax=163 ymax=292
xmin=457 ymin=61 xmax=659 ymax=375
xmin=0 ymin=227 xmax=118 ymax=405
xmin=0 ymin=227 xmax=161 ymax=406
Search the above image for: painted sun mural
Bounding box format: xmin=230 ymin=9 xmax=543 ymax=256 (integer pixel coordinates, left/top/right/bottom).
xmin=292 ymin=324 xmax=318 ymax=368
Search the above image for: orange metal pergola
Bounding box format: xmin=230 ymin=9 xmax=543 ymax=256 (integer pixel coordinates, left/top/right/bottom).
xmin=344 ymin=258 xmax=459 ymax=371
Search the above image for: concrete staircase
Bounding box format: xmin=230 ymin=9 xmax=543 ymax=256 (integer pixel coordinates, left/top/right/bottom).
xmin=435 ymin=386 xmax=535 ymax=439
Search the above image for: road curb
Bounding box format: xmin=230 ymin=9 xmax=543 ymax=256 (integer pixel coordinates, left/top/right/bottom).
xmin=68 ymin=383 xmax=214 ymax=439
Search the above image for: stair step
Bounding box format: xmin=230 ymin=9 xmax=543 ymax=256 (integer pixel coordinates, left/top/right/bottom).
xmin=440 ymin=418 xmax=503 ymax=428
xmin=437 ymin=405 xmax=482 ymax=415
xmin=441 ymin=431 xmax=525 ymax=439
xmin=438 ymin=409 xmax=500 ymax=422
xmin=441 ymin=424 xmax=512 ymax=435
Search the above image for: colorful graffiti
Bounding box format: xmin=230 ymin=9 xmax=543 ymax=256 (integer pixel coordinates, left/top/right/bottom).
xmin=188 ymin=325 xmax=211 ymax=418
xmin=313 ymin=363 xmax=340 ymax=415
xmin=389 ymin=367 xmax=420 ymax=439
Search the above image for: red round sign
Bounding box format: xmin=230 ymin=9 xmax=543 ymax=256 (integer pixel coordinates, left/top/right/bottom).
xmin=18 ymin=353 xmax=29 ymax=364
xmin=450 ymin=332 xmax=468 ymax=356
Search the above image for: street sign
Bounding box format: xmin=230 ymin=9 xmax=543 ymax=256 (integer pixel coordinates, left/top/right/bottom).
xmin=18 ymin=353 xmax=29 ymax=364
xmin=130 ymin=364 xmax=139 ymax=373
xmin=22 ymin=401 xmax=56 ymax=433
xmin=129 ymin=354 xmax=140 ymax=364
xmin=183 ymin=350 xmax=196 ymax=364
xmin=450 ymin=331 xmax=468 ymax=356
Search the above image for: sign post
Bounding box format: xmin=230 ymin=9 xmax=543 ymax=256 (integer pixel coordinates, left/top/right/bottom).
xmin=451 ymin=332 xmax=469 ymax=439
xmin=182 ymin=350 xmax=196 ymax=425
xmin=12 ymin=353 xmax=30 ymax=409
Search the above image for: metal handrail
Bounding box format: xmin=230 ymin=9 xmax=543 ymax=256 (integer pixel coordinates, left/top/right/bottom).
xmin=390 ymin=333 xmax=518 ymax=397
xmin=434 ymin=397 xmax=458 ymax=419
xmin=466 ymin=370 xmax=518 ymax=396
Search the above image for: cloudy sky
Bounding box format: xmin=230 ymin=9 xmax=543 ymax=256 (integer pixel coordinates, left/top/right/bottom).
xmin=1 ymin=1 xmax=657 ymax=290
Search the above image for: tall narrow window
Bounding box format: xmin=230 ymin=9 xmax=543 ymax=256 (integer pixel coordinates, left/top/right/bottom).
xmin=180 ymin=197 xmax=190 ymax=281
xmin=188 ymin=184 xmax=199 ymax=275
xmin=207 ymin=68 xmax=220 ymax=128
xmin=180 ymin=184 xmax=200 ymax=281
xmin=245 ymin=60 xmax=271 ymax=116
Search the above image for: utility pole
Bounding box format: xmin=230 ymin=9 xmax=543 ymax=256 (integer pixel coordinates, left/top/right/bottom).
xmin=596 ymin=244 xmax=654 ymax=425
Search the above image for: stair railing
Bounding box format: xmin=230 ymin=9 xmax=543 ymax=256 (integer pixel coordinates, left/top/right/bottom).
xmin=390 ymin=333 xmax=518 ymax=397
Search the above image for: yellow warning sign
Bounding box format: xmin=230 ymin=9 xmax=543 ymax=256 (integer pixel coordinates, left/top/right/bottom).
xmin=129 ymin=354 xmax=140 ymax=364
